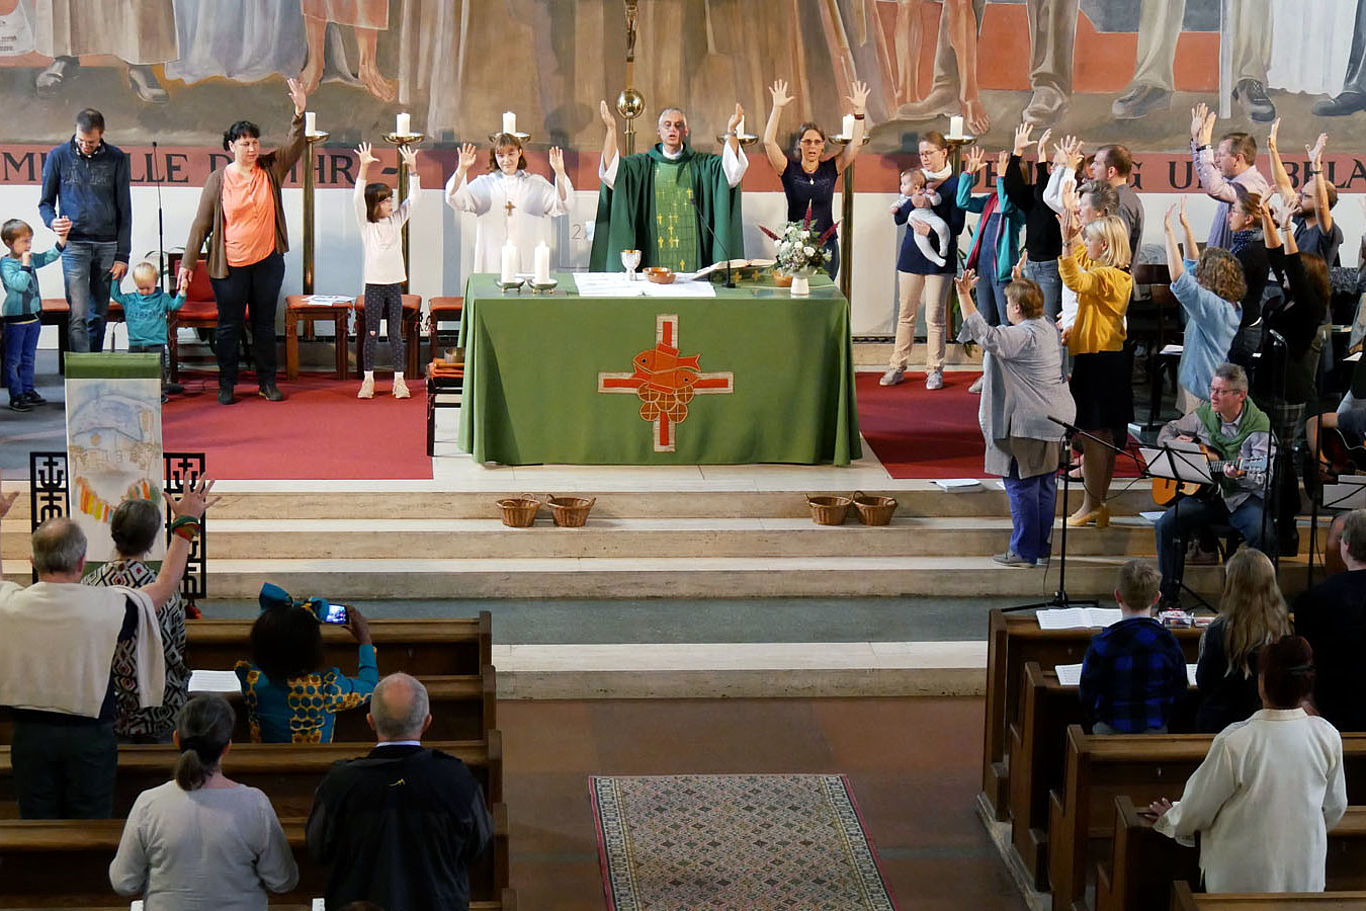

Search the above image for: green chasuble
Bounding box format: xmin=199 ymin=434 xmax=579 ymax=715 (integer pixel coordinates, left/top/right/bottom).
xmin=590 ymin=143 xmax=744 ymax=272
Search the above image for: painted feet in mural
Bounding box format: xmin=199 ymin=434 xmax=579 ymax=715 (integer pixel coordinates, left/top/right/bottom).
xmin=127 ymin=66 xmax=169 ymax=104
xmin=1112 ymin=83 xmax=1171 ymax=120
xmin=358 ymin=64 xmax=397 ymax=104
xmin=1314 ymin=91 xmax=1366 ymax=116
xmin=1232 ymin=79 xmax=1275 ymax=123
xmin=1022 ymin=86 xmax=1069 ymax=127
xmin=34 ymin=56 xmax=78 ymax=97
xmin=962 ymin=97 xmax=990 ymax=136
xmin=894 ymin=85 xmax=958 ymax=122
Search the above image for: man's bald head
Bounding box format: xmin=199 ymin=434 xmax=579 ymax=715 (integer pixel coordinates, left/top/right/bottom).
xmin=369 ymin=672 xmax=431 ymax=742
xmin=32 ymin=517 xmax=87 ymax=576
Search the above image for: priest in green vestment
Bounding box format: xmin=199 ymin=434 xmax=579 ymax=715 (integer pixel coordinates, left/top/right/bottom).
xmin=590 ymin=101 xmax=749 ymax=273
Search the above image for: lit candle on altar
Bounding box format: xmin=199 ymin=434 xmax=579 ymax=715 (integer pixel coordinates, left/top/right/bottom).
xmin=500 ymin=241 xmax=518 ymax=283
xmin=949 ymin=115 xmax=964 ymax=138
xmin=305 ymin=111 xmax=317 ymax=135
xmin=842 ymin=114 xmax=855 ymax=138
xmin=396 ymin=112 xmax=411 ymax=136
xmin=503 ymin=111 xmax=517 ymax=134
xmin=533 ymin=241 xmax=551 ymax=284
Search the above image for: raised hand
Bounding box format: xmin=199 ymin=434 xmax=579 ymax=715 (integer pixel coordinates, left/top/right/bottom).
xmin=727 ymin=103 xmax=745 ymax=133
xmin=1307 ymin=132 xmax=1328 ymax=167
xmin=1164 ymin=200 xmax=1180 ymax=226
xmin=286 ymin=76 xmax=307 ymax=115
xmin=1013 ymin=122 xmax=1034 ymax=157
xmin=1061 ymin=135 xmax=1083 ymax=172
xmin=1011 ymin=251 xmax=1027 ymax=283
xmin=1035 ymin=128 xmax=1053 ymax=160
xmin=846 ymin=79 xmax=870 ymax=114
xmin=398 ymin=145 xmax=418 ymax=170
xmin=457 ymin=142 xmax=478 ymax=172
xmin=599 ymin=99 xmax=615 ymax=128
xmin=996 ymin=150 xmax=1010 ymax=174
xmin=356 ymin=142 xmax=378 ymax=167
xmin=1178 ymin=195 xmax=1190 ymax=225
xmin=1191 ymin=102 xmax=1215 ymax=146
xmin=1267 ymin=117 xmax=1281 ymax=152
xmin=964 ymin=145 xmax=987 ymax=173
xmin=548 ymin=146 xmax=566 ymax=175
xmin=170 ymin=477 xmax=220 ymax=521
xmin=769 ymin=78 xmax=792 ymax=107
xmin=956 ymin=269 xmax=979 ymax=297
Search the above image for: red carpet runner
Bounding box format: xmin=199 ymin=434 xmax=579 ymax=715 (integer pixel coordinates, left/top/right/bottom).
xmin=161 ymin=374 xmax=433 ymax=480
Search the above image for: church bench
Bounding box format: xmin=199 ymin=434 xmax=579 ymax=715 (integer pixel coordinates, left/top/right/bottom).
xmin=1096 ymin=798 xmax=1366 ymax=911
xmin=185 ymin=614 xmax=493 ymax=678
xmin=0 ymin=668 xmax=498 ymax=747
xmin=1171 ymin=881 xmax=1366 ymax=910
xmin=0 ymin=807 xmax=511 ymax=908
xmin=1007 ymin=662 xmax=1198 ymax=889
xmin=1047 ymin=727 xmax=1366 ymax=911
xmin=981 ymin=609 xmax=1202 ymax=820
xmin=0 ymin=733 xmax=502 ymax=819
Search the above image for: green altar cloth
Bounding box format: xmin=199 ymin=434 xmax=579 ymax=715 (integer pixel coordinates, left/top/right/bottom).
xmin=457 ymin=273 xmax=862 ymax=466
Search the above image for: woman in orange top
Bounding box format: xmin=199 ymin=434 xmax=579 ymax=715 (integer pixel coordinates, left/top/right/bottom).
xmin=1057 ymin=206 xmax=1133 ymax=528
xmin=181 ymin=78 xmax=308 ymax=405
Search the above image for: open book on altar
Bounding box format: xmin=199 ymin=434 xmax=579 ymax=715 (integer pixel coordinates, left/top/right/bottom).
xmin=1054 ymin=662 xmax=1197 ymax=687
xmin=1036 ymin=607 xmax=1123 ymax=630
xmin=691 ymin=258 xmax=776 ymax=280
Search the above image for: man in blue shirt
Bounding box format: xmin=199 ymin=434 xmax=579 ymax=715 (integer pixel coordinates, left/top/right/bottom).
xmin=1078 ymin=559 xmax=1189 ymax=734
xmin=38 ymin=108 xmax=132 ymax=354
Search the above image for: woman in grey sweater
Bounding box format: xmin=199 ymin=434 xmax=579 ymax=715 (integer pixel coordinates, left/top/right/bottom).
xmin=110 ymin=695 xmax=298 ymax=910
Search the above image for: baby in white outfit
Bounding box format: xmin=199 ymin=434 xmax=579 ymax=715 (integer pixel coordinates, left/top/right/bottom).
xmin=898 ymin=168 xmax=951 ymax=268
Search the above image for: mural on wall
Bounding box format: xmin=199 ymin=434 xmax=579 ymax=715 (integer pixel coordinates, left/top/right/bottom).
xmin=0 ymin=0 xmax=1363 ymax=190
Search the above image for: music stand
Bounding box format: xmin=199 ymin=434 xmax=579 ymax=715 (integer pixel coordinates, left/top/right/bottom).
xmin=1140 ymin=440 xmax=1218 ymax=611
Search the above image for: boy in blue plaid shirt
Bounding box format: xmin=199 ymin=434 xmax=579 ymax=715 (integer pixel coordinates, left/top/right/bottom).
xmin=1078 ymin=559 xmax=1189 ymax=734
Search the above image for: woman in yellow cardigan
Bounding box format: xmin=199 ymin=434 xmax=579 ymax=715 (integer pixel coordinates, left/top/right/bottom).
xmin=1057 ymin=207 xmax=1133 ymax=527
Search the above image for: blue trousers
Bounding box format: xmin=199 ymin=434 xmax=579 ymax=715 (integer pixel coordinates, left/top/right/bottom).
xmin=1024 ymin=257 xmax=1063 ymax=323
xmin=1154 ymin=495 xmax=1272 ymax=599
xmin=3 ymin=318 xmax=40 ymax=399
xmin=61 ymin=240 xmax=117 ymax=353
xmin=1005 ymin=461 xmax=1058 ymax=562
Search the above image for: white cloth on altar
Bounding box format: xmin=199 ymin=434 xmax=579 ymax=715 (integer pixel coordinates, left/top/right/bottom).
xmin=445 ymin=169 xmax=572 ymax=273
xmin=1267 ymin=0 xmax=1352 ymax=95
xmin=599 ymin=142 xmax=749 ymax=190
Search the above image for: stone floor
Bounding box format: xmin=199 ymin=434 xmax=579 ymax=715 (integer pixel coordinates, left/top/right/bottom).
xmin=499 ymin=695 xmax=1028 ymax=911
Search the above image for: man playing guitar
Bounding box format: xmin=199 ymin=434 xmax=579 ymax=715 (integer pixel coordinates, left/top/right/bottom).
xmin=1153 ymin=363 xmax=1276 ymax=607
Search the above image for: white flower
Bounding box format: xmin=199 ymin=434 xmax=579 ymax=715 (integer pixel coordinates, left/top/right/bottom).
xmin=804 ymin=246 xmax=814 ymax=256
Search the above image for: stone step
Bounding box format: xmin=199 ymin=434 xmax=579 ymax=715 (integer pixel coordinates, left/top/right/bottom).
xmin=2 ymin=554 xmax=1310 ymax=601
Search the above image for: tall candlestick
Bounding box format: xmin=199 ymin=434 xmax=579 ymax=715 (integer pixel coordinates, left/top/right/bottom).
xmin=533 ymin=242 xmax=551 ymax=284
xmin=949 ymin=115 xmax=964 ymax=138
xmin=305 ymin=111 xmax=317 ymax=135
xmin=842 ymin=114 xmax=855 ymax=138
xmin=500 ymin=241 xmax=518 ymax=284
xmin=396 ymin=112 xmax=411 ymax=136
xmin=502 ymin=111 xmax=517 ymax=134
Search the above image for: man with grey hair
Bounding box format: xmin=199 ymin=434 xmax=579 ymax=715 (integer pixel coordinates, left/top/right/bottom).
xmin=1292 ymin=508 xmax=1366 ymax=732
xmin=307 ymin=672 xmax=493 ymax=911
xmin=0 ymin=473 xmax=216 ymax=818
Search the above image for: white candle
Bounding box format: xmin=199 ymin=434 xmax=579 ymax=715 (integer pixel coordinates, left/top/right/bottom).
xmin=533 ymin=241 xmax=551 ymax=283
xmin=503 ymin=111 xmax=517 ymax=134
xmin=842 ymin=114 xmax=855 ymax=139
xmin=949 ymin=115 xmax=964 ymax=138
xmin=305 ymin=111 xmax=317 ymax=135
xmin=735 ymin=116 xmax=745 ymax=136
xmin=396 ymin=112 xmax=411 ymax=136
xmin=500 ymin=241 xmax=518 ymax=283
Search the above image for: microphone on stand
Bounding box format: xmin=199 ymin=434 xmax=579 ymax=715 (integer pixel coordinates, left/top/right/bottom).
xmin=691 ymin=195 xmax=737 ymax=288
xmin=151 ymin=140 xmax=166 ymax=293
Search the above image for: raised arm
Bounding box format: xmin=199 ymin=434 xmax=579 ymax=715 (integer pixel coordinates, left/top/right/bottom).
xmin=444 ymin=143 xmax=489 ymax=214
xmin=762 ymin=79 xmax=792 ymax=175
xmin=835 ymin=80 xmax=869 ymax=172
xmin=598 ymin=100 xmax=619 ymax=187
xmin=1265 ymin=118 xmax=1295 ymax=205
xmin=353 ymin=142 xmax=377 ymax=226
xmin=1162 ymin=202 xmax=1186 ymax=283
xmin=1260 ymin=196 xmax=1283 ymax=252
xmin=136 ymin=478 xmax=218 ymax=611
xmin=271 ymin=77 xmax=309 ymax=179
xmin=1177 ymin=196 xmax=1200 ymax=260
xmin=721 ymin=103 xmax=750 ymax=187
xmin=1189 ymin=103 xmax=1238 ymax=202
xmin=1308 ymin=132 xmax=1332 ymax=234
xmin=546 ymin=146 xmax=572 ymax=207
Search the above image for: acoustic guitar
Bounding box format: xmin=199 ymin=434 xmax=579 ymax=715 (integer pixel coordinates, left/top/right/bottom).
xmin=1320 ymin=426 xmax=1366 ymax=477
xmin=1151 ymin=443 xmax=1268 ymax=506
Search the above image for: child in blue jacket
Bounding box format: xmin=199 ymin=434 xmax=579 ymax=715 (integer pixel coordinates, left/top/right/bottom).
xmin=110 ymin=261 xmax=186 ymax=400
xmin=2 ymin=218 xmax=69 ymax=412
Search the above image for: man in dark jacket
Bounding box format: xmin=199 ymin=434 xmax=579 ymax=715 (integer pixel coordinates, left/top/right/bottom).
xmin=307 ymin=672 xmax=494 ymax=911
xmin=38 ymin=108 xmax=131 ymax=353
xmin=1294 ymin=508 xmax=1366 ymax=732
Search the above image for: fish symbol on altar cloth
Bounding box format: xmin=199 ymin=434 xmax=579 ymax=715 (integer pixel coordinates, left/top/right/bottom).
xmin=632 ymin=345 xmax=701 ymax=395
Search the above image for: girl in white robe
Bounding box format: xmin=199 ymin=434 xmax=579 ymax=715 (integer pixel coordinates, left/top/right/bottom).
xmin=444 ymin=133 xmax=572 ymax=274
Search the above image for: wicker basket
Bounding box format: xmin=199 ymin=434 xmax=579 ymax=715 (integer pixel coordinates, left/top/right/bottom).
xmin=546 ymin=494 xmax=596 ymax=527
xmin=806 ymin=494 xmax=852 ymax=526
xmin=496 ymin=495 xmax=542 ymax=528
xmin=852 ymin=491 xmax=897 ymax=526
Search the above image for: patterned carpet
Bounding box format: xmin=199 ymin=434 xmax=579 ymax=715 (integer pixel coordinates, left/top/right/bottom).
xmin=591 ymin=773 xmax=897 ymax=911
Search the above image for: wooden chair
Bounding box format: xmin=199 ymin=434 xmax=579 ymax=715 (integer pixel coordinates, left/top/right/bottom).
xmin=1130 ymin=262 xmax=1183 ymax=428
xmin=165 ymin=251 xmax=224 ymax=383
xmin=428 ymin=295 xmax=465 ymax=362
xmin=353 ymin=292 xmax=422 ymax=378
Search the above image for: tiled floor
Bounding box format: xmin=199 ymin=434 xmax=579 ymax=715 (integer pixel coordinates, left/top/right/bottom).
xmin=499 ymin=696 xmax=1027 ymax=911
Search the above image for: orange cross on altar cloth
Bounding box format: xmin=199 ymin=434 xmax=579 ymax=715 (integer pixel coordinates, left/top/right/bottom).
xmin=597 ymin=314 xmax=734 ymax=452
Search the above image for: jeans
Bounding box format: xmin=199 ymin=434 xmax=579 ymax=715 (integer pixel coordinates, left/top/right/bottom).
xmin=1154 ymin=495 xmax=1272 ymax=600
xmin=3 ymin=318 xmax=40 ymax=398
xmin=976 ymin=274 xmax=1009 ymax=327
xmin=61 ymin=240 xmax=118 ymax=353
xmin=1024 ymin=257 xmax=1063 ymax=323
xmin=12 ymin=719 xmax=117 ymax=818
xmin=209 ymin=252 xmax=284 ymax=388
xmin=1004 ymin=460 xmax=1058 ymax=562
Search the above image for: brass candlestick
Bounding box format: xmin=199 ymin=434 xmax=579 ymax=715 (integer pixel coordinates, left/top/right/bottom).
xmin=384 ymin=132 xmax=426 ymax=288
xmin=302 ymin=131 xmax=329 ymax=294
xmin=830 ymin=133 xmax=870 ymax=303
xmin=618 ymin=1 xmax=644 ymax=155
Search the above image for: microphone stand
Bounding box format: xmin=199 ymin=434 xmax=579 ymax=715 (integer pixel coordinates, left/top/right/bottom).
xmin=692 ymin=191 xmax=736 ymax=288
xmin=151 ymin=140 xmax=166 ymax=293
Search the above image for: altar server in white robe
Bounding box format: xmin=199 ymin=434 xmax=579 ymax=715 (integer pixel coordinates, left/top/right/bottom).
xmin=445 ymin=133 xmax=573 ymax=273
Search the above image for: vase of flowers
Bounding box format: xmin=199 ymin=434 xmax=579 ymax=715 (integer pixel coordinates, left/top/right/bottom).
xmin=761 ymin=208 xmax=836 ymax=298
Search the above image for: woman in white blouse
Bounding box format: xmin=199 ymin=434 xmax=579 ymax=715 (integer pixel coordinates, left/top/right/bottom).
xmin=445 ymin=132 xmax=573 ymax=273
xmin=110 ymin=695 xmax=298 ymax=910
xmin=1148 ymin=635 xmax=1347 ymax=894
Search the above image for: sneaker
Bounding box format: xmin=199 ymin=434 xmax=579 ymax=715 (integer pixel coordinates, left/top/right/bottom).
xmin=258 ymin=382 xmax=285 ymax=402
xmin=925 ymin=369 xmax=943 ymax=391
xmin=165 ymin=381 xmax=185 ymax=395
xmin=8 ymin=398 xmax=31 ymax=413
xmin=992 ymin=551 xmax=1034 ymax=567
xmin=392 ymin=377 xmax=411 ymax=399
xmin=1034 ymin=554 xmax=1051 ymax=569
xmin=21 ymin=390 xmax=46 ymax=405
xmin=879 ymin=366 xmax=905 ymax=387
xmin=217 ymin=387 xmax=235 ymax=406
xmin=968 ymin=376 xmax=984 ymax=394
xmin=357 ymin=377 xmax=375 ymax=399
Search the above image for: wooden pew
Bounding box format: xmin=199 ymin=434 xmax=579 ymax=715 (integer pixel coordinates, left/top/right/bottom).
xmin=0 ymin=667 xmax=499 ymax=746
xmin=1097 ymin=798 xmax=1366 ymax=911
xmin=0 ymin=808 xmax=512 ymax=908
xmin=0 ymin=734 xmax=503 ymax=819
xmin=1171 ymin=881 xmax=1366 ymax=910
xmin=185 ymin=614 xmax=493 ymax=678
xmin=981 ymin=609 xmax=1202 ymax=820
xmin=1047 ymin=727 xmax=1366 ymax=911
xmin=1007 ymin=661 xmax=1198 ymax=889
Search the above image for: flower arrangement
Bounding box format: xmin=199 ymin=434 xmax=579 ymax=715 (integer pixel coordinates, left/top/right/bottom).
xmin=760 ymin=208 xmax=837 ymax=275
